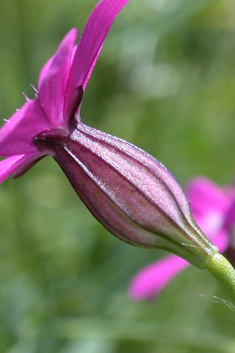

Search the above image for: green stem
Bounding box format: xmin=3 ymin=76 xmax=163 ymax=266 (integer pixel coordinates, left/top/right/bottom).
xmin=206 ymin=252 xmax=235 ymax=308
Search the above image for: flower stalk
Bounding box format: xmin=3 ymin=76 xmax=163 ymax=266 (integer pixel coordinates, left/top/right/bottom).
xmin=206 ymin=252 xmax=235 ymax=307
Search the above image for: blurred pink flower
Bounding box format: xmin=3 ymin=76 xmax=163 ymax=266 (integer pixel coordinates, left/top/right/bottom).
xmin=0 ymin=0 xmax=129 ymax=182
xmin=128 ymin=177 xmax=235 ymax=301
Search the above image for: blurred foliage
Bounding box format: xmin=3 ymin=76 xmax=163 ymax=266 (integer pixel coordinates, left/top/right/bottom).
xmin=1 ymin=0 xmax=235 ymax=352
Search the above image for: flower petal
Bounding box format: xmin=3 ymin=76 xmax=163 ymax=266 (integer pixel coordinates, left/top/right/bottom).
xmin=38 ymin=28 xmax=77 ymax=128
xmin=188 ymin=177 xmax=229 ymax=216
xmin=38 ymin=56 xmax=54 ymax=89
xmin=187 ymin=177 xmax=230 ymax=238
xmin=64 ymin=0 xmax=129 ymax=116
xmin=223 ymin=197 xmax=235 ymax=230
xmin=0 ymin=101 xmax=50 ymax=156
xmin=213 ymin=230 xmax=229 ymax=253
xmin=0 ymin=154 xmax=36 ymax=183
xmin=128 ymin=255 xmax=189 ymax=301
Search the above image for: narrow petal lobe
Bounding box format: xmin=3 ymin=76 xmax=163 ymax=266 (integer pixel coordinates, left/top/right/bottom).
xmin=0 ymin=154 xmax=36 ymax=183
xmin=38 ymin=28 xmax=78 ymax=128
xmin=64 ymin=0 xmax=129 ymax=117
xmin=0 ymin=101 xmax=50 ymax=156
xmin=128 ymin=255 xmax=189 ymax=300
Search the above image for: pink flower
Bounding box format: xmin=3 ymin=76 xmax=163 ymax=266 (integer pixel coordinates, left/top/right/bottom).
xmin=0 ymin=0 xmax=218 ymax=267
xmin=128 ymin=177 xmax=233 ymax=301
xmin=0 ymin=0 xmax=130 ymax=182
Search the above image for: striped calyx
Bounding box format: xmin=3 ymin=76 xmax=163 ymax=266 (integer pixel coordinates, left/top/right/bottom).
xmin=34 ymin=121 xmax=217 ymax=269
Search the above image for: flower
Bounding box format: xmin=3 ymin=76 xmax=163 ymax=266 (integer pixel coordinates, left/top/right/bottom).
xmin=128 ymin=177 xmax=234 ymax=301
xmin=0 ymin=0 xmax=130 ymax=182
xmin=0 ymin=0 xmax=218 ymax=269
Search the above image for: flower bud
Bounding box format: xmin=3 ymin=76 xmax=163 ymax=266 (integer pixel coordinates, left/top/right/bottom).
xmin=34 ymin=121 xmax=217 ymax=269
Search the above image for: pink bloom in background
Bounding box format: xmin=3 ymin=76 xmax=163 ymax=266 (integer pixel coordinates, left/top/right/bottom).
xmin=0 ymin=0 xmax=129 ymax=182
xmin=128 ymin=177 xmax=235 ymax=301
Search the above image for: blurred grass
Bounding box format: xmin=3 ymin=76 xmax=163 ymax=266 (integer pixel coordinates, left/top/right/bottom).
xmin=1 ymin=0 xmax=235 ymax=352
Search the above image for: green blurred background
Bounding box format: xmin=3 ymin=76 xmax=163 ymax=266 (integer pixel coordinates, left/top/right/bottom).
xmin=0 ymin=0 xmax=235 ymax=352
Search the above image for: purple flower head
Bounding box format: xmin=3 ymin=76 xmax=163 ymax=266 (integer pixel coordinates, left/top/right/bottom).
xmin=0 ymin=0 xmax=130 ymax=179
xmin=0 ymin=1 xmax=218 ymax=269
xmin=128 ymin=177 xmax=232 ymax=301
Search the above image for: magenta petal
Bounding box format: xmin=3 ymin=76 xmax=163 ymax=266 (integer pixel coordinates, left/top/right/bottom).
xmin=128 ymin=255 xmax=189 ymax=301
xmin=38 ymin=28 xmax=77 ymax=128
xmin=187 ymin=177 xmax=229 ymax=216
xmin=64 ymin=0 xmax=129 ymax=115
xmin=187 ymin=177 xmax=230 ymax=239
xmin=223 ymin=196 xmax=235 ymax=230
xmin=213 ymin=230 xmax=229 ymax=253
xmin=0 ymin=101 xmax=50 ymax=156
xmin=0 ymin=154 xmax=36 ymax=183
xmin=38 ymin=56 xmax=54 ymax=88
